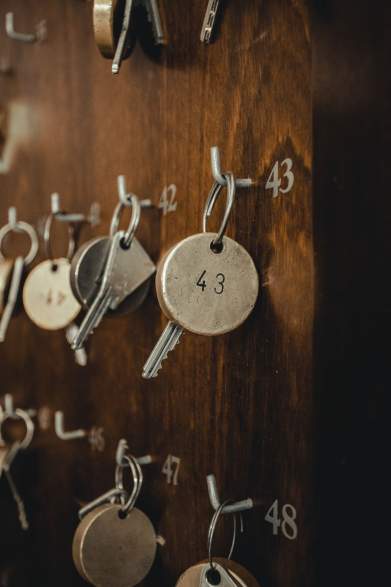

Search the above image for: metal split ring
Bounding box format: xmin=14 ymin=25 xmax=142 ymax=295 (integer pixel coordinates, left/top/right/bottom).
xmin=202 ymin=172 xmax=236 ymax=249
xmin=110 ymin=194 xmax=141 ymax=249
xmin=44 ymin=213 xmax=76 ymax=261
xmin=115 ymin=454 xmax=143 ymax=515
xmin=0 ymin=407 xmax=35 ymax=450
xmin=207 ymin=500 xmax=243 ymax=570
xmin=0 ymin=221 xmax=38 ymax=266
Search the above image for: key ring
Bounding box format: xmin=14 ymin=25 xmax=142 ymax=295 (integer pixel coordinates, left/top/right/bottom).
xmin=115 ymin=454 xmax=143 ymax=515
xmin=110 ymin=194 xmax=141 ymax=249
xmin=0 ymin=221 xmax=38 ymax=266
xmin=43 ymin=213 xmax=76 ymax=261
xmin=0 ymin=407 xmax=34 ymax=450
xmin=207 ymin=500 xmax=242 ymax=570
xmin=202 ymin=172 xmax=236 ymax=250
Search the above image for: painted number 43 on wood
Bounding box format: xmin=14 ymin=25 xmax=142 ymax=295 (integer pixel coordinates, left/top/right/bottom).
xmin=266 ymin=158 xmax=294 ymax=198
xmin=265 ymin=499 xmax=298 ymax=540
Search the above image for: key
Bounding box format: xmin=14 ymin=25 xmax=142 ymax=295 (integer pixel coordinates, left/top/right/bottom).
xmin=70 ymin=236 xmax=154 ymax=316
xmin=200 ymin=0 xmax=221 ymax=44
xmin=71 ymin=230 xmax=154 ymax=350
xmin=142 ymin=232 xmax=259 ymax=378
xmin=73 ymin=504 xmax=157 ymax=587
xmin=0 ymin=258 xmax=13 ymax=314
xmin=144 ymin=0 xmax=166 ymax=44
xmin=112 ymin=0 xmax=134 ymax=74
xmin=176 ymin=561 xmax=261 ymax=586
xmin=66 ymin=323 xmax=88 ymax=367
xmin=23 ymin=258 xmax=81 ymax=331
xmin=0 ymin=256 xmax=24 ymax=342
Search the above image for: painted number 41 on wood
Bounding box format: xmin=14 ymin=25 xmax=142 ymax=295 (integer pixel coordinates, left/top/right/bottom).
xmin=265 ymin=499 xmax=298 ymax=540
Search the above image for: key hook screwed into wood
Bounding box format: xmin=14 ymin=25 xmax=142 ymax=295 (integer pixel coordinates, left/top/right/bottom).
xmin=50 ymin=193 xmax=101 ymax=227
xmin=116 ymin=438 xmax=153 ymax=467
xmin=210 ymin=146 xmax=253 ymax=189
xmin=5 ymin=12 xmax=47 ymax=44
xmin=206 ymin=474 xmax=254 ymax=514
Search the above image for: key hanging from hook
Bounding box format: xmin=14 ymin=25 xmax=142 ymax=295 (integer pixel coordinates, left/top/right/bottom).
xmin=210 ymin=145 xmax=254 ymax=189
xmin=5 ymin=12 xmax=47 ymax=44
xmin=116 ymin=438 xmax=153 ymax=467
xmin=206 ymin=474 xmax=254 ymax=514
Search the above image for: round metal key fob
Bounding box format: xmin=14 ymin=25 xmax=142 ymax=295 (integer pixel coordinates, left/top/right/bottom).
xmin=73 ymin=504 xmax=157 ymax=587
xmin=176 ymin=560 xmax=261 ymax=587
xmin=143 ymin=173 xmax=259 ymax=378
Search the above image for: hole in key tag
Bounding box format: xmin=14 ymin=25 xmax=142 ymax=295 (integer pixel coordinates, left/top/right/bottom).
xmin=175 ymin=560 xmax=261 ymax=587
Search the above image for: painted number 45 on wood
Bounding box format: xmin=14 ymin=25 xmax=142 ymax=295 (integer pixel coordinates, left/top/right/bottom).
xmin=266 ymin=158 xmax=294 ymax=198
xmin=265 ymin=499 xmax=298 ymax=540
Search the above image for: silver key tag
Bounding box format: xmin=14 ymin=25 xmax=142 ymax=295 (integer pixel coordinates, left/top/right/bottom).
xmin=70 ymin=236 xmax=155 ymax=313
xmin=176 ymin=561 xmax=261 ymax=587
xmin=0 ymin=256 xmax=24 ymax=342
xmin=23 ymin=258 xmax=81 ymax=330
xmin=72 ymin=504 xmax=157 ymax=587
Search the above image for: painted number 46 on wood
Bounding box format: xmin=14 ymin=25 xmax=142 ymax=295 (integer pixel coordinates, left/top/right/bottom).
xmin=265 ymin=499 xmax=298 ymax=540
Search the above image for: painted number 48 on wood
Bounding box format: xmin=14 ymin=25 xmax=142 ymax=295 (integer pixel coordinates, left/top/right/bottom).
xmin=265 ymin=499 xmax=298 ymax=540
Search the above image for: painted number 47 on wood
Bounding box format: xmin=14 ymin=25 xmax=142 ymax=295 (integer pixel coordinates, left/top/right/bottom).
xmin=162 ymin=455 xmax=181 ymax=485
xmin=266 ymin=158 xmax=294 ymax=198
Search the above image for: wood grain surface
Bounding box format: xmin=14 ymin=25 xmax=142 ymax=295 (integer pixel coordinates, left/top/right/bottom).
xmin=0 ymin=1 xmax=313 ymax=586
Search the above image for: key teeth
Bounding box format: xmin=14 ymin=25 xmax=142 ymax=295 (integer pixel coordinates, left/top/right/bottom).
xmin=142 ymin=327 xmax=182 ymax=379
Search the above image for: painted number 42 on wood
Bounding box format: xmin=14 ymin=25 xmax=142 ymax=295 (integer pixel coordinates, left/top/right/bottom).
xmin=265 ymin=499 xmax=298 ymax=540
xmin=266 ymin=158 xmax=294 ymax=198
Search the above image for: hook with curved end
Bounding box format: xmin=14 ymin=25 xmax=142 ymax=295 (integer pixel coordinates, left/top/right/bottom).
xmin=206 ymin=474 xmax=254 ymax=514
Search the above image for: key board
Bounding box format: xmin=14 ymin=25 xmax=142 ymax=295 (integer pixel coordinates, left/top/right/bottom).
xmin=0 ymin=1 xmax=388 ymax=586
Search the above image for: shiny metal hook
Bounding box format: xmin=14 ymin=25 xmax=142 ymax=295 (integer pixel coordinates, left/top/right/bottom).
xmin=211 ymin=146 xmax=253 ymax=188
xmin=206 ymin=474 xmax=254 ymax=514
xmin=202 ymin=172 xmax=236 ymax=248
xmin=110 ymin=194 xmax=141 ymax=249
xmin=54 ymin=411 xmax=86 ymax=441
xmin=116 ymin=439 xmax=153 ymax=467
xmin=50 ymin=193 xmax=101 ymax=227
xmin=0 ymin=209 xmax=39 ymax=266
xmin=5 ymin=12 xmax=47 ymax=44
xmin=117 ymin=175 xmax=152 ymax=209
xmin=43 ymin=213 xmax=76 ymax=262
xmin=207 ymin=500 xmax=243 ymax=570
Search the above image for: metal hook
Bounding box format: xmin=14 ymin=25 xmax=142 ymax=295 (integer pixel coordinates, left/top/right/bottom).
xmin=117 ymin=175 xmax=152 ymax=209
xmin=50 ymin=193 xmax=101 ymax=227
xmin=210 ymin=146 xmax=253 ymax=188
xmin=0 ymin=209 xmax=39 ymax=265
xmin=54 ymin=411 xmax=86 ymax=440
xmin=206 ymin=474 xmax=254 ymax=514
xmin=5 ymin=12 xmax=47 ymax=44
xmin=116 ymin=438 xmax=153 ymax=467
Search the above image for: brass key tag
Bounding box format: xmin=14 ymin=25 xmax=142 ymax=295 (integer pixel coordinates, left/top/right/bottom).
xmin=73 ymin=504 xmax=157 ymax=587
xmin=23 ymin=258 xmax=81 ymax=330
xmin=176 ymin=560 xmax=261 ymax=587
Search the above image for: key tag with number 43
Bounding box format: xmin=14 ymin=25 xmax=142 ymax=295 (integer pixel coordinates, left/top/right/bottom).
xmin=23 ymin=214 xmax=81 ymax=330
xmin=176 ymin=501 xmax=261 ymax=587
xmin=73 ymin=453 xmax=157 ymax=587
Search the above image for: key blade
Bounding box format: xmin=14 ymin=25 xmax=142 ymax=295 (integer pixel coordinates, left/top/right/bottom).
xmin=112 ymin=0 xmax=134 ymax=74
xmin=200 ymin=0 xmax=221 ymax=44
xmin=71 ymin=289 xmax=112 ymax=350
xmin=0 ymin=257 xmax=24 ymax=342
xmin=144 ymin=0 xmax=166 ymax=44
xmin=142 ymin=321 xmax=183 ymax=379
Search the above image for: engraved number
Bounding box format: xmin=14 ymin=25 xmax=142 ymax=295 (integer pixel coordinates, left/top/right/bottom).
xmin=46 ymin=289 xmax=66 ymax=306
xmin=196 ymin=270 xmax=207 ymax=292
xmin=266 ymin=159 xmax=294 ymax=198
xmin=196 ymin=271 xmax=226 ymax=294
xmin=159 ymin=184 xmax=178 ymax=215
xmin=265 ymin=499 xmax=298 ymax=540
xmin=162 ymin=455 xmax=181 ymax=486
xmin=214 ymin=273 xmax=225 ymax=295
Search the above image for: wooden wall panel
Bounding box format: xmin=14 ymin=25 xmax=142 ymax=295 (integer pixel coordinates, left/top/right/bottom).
xmin=0 ymin=1 xmax=313 ymax=586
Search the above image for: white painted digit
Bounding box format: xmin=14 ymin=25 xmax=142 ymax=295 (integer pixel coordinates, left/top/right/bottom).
xmin=265 ymin=499 xmax=298 ymax=540
xmin=265 ymin=159 xmax=295 ymax=198
xmin=159 ymin=184 xmax=178 ymax=215
xmin=162 ymin=455 xmax=181 ymax=485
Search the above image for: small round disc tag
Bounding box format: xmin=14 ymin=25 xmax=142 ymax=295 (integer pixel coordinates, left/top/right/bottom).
xmin=72 ymin=504 xmax=157 ymax=587
xmin=175 ymin=559 xmax=261 ymax=586
xmin=156 ymin=232 xmax=259 ymax=336
xmin=23 ymin=258 xmax=80 ymax=330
